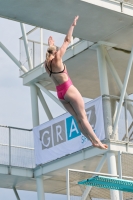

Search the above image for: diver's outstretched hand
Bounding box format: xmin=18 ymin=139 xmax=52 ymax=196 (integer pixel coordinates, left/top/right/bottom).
xmin=48 ymin=36 xmax=55 ymax=46
xmin=72 ymin=16 xmax=79 ymax=26
xmin=92 ymin=141 xmax=108 ymax=150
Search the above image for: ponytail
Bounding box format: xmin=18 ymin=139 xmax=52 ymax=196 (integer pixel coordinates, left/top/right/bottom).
xmin=45 ymin=46 xmax=57 ymax=62
xmin=46 ymin=51 xmax=50 ymax=62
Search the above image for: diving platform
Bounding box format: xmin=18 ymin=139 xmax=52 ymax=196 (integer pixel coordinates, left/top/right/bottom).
xmin=78 ymin=176 xmax=133 ymax=193
xmin=0 ymin=0 xmax=133 ymax=45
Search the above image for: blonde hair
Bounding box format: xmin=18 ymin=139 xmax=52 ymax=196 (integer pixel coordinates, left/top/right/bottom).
xmin=46 ymin=46 xmax=57 ymax=62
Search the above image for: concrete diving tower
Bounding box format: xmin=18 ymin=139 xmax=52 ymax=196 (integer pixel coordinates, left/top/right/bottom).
xmin=1 ymin=1 xmax=133 ymax=200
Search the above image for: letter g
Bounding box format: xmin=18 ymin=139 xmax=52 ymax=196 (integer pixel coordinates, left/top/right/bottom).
xmin=42 ymin=131 xmax=50 ymax=148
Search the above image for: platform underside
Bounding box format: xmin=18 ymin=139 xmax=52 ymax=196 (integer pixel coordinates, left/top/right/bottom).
xmin=0 ymin=0 xmax=133 ymax=46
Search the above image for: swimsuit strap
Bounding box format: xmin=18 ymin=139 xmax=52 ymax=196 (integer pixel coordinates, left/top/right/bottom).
xmin=46 ymin=59 xmax=66 ymax=77
xmin=45 ymin=60 xmax=52 ymax=76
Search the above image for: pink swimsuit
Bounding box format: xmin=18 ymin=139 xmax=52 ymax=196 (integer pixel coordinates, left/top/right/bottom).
xmin=46 ymin=60 xmax=73 ymax=100
xmin=56 ymin=75 xmax=73 ymax=100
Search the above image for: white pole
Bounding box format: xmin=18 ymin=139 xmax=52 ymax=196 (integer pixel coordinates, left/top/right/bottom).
xmin=30 ymin=85 xmax=45 ymax=199
xmin=96 ymin=45 xmax=112 ymax=139
xmin=20 ymin=23 xmax=33 ymax=70
xmin=112 ymin=46 xmax=133 ymax=139
xmin=36 ymin=176 xmax=45 ymax=200
xmin=37 ymin=88 xmax=53 ymax=120
xmin=124 ymin=99 xmax=129 ymax=141
xmin=30 ymin=85 xmax=39 ymax=127
xmin=35 ymin=83 xmax=66 ymax=111
xmin=107 ymin=152 xmax=120 ymax=200
xmin=40 ymin=28 xmax=44 ymax=63
xmin=105 ymin=50 xmax=133 ymax=118
xmin=0 ymin=42 xmax=28 ymax=73
xmin=81 ymin=154 xmax=106 ymax=200
xmin=110 ymin=99 xmax=117 ymax=125
xmin=118 ymin=151 xmax=123 ymax=200
xmin=97 ymin=45 xmax=109 ymax=95
xmin=110 ymin=98 xmax=118 ymax=140
xmin=96 ymin=45 xmax=119 ymax=199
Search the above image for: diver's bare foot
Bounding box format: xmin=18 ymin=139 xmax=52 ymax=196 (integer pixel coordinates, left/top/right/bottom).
xmin=92 ymin=141 xmax=108 ymax=150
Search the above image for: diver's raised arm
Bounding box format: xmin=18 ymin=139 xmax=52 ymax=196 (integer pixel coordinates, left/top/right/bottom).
xmin=57 ymin=16 xmax=79 ymax=58
xmin=65 ymin=15 xmax=79 ymax=43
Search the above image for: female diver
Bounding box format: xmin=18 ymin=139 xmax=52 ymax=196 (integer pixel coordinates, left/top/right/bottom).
xmin=44 ymin=16 xmax=108 ymax=150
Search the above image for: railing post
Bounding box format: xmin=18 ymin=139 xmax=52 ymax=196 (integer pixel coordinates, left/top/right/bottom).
xmin=9 ymin=127 xmax=11 ymax=174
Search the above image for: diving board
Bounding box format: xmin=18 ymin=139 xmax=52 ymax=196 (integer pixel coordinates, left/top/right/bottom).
xmin=78 ymin=176 xmax=133 ymax=193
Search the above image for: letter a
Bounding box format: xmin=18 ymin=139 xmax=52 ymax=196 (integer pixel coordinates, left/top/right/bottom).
xmin=69 ymin=119 xmax=79 ymax=138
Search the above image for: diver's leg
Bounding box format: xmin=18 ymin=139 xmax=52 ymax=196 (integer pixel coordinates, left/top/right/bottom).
xmin=61 ymin=100 xmax=92 ymax=141
xmin=63 ymin=85 xmax=107 ymax=149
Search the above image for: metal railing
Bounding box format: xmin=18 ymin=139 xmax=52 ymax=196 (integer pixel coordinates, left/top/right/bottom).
xmin=0 ymin=125 xmax=35 ymax=169
xmin=19 ymin=27 xmax=80 ymax=75
xmin=115 ymin=0 xmax=133 ymax=5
